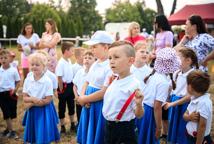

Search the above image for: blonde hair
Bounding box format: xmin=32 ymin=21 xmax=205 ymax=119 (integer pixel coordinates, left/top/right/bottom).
xmin=28 ymin=53 xmax=48 ymax=67
xmin=128 ymin=22 xmax=140 ymax=37
xmin=74 ymin=47 xmax=85 ymax=58
xmin=134 ymin=40 xmax=147 ymax=51
xmin=36 ymin=50 xmax=50 ymax=58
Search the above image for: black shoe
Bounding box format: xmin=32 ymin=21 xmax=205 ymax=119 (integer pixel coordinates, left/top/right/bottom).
xmin=60 ymin=125 xmax=66 ymax=134
xmin=70 ymin=122 xmax=76 ymax=132
xmin=8 ymin=131 xmax=19 ymax=139
xmin=1 ymin=129 xmax=10 ymax=137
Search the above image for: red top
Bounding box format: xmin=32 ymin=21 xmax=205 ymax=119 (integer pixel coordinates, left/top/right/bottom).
xmin=124 ymin=35 xmax=145 ymax=45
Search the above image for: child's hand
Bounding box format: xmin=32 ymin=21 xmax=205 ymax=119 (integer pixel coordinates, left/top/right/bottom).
xmin=32 ymin=97 xmax=41 ymax=104
xmin=163 ymin=102 xmax=172 ymax=110
xmin=23 ymin=102 xmax=34 ymax=110
xmin=189 ymin=111 xmax=200 ymax=122
xmin=74 ymin=96 xmax=79 ymax=105
xmin=155 ymin=128 xmax=161 ymax=140
xmin=77 ymin=96 xmax=86 ymax=106
xmin=134 ymin=89 xmax=143 ymax=105
xmin=85 ymin=103 xmax=90 ymax=108
xmin=10 ymin=89 xmax=15 ymax=96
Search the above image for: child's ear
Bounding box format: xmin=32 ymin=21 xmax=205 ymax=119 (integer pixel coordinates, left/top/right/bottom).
xmin=129 ymin=57 xmax=135 ymax=64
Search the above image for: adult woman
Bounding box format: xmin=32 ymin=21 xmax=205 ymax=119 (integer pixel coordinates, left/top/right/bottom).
xmin=154 ymin=14 xmax=174 ymax=51
xmin=176 ymin=15 xmax=214 ymax=71
xmin=124 ymin=22 xmax=145 ymax=45
xmin=17 ymin=23 xmax=40 ymax=79
xmin=39 ymin=18 xmax=61 ymax=72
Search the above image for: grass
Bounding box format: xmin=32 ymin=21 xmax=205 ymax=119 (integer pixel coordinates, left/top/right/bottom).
xmin=0 ymin=45 xmax=77 ymax=144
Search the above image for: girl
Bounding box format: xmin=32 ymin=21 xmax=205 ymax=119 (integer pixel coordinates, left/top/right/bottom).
xmin=164 ymin=47 xmax=198 ymax=144
xmin=39 ymin=18 xmax=61 ymax=72
xmin=22 ymin=53 xmax=60 ymax=143
xmin=76 ymin=31 xmax=113 ymax=144
xmin=17 ymin=22 xmax=40 ymax=79
xmin=137 ymin=47 xmax=180 ymax=144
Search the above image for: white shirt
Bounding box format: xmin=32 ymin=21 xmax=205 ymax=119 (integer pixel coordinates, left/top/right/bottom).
xmin=186 ymin=93 xmax=212 ymax=137
xmin=143 ymin=72 xmax=170 ymax=107
xmin=86 ymin=60 xmax=112 ymax=89
xmin=73 ymin=68 xmax=88 ymax=95
xmin=131 ymin=64 xmax=152 ymax=91
xmin=72 ymin=63 xmax=83 ymax=78
xmin=55 ymin=57 xmax=73 ymax=83
xmin=23 ymin=74 xmax=53 ymax=99
xmin=103 ymin=74 xmax=141 ymax=121
xmin=17 ymin=33 xmax=40 ymax=58
xmin=0 ymin=66 xmax=20 ymax=92
xmin=172 ymin=68 xmax=194 ymax=97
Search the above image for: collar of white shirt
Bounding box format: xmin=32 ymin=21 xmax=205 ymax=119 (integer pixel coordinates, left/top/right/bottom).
xmin=29 ymin=73 xmax=46 ymax=83
xmin=191 ymin=93 xmax=210 ymax=104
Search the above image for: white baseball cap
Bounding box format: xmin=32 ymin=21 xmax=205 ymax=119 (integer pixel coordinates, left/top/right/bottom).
xmin=83 ymin=31 xmax=114 ymax=45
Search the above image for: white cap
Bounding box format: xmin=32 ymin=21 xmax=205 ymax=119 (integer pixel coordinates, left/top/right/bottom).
xmin=83 ymin=31 xmax=114 ymax=45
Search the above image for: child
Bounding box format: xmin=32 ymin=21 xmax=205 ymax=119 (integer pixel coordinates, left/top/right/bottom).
xmin=55 ymin=42 xmax=75 ymax=133
xmin=137 ymin=47 xmax=181 ymax=144
xmin=164 ymin=47 xmax=198 ymax=144
xmin=9 ymin=51 xmax=19 ymax=68
xmin=73 ymin=47 xmax=85 ymax=77
xmin=0 ymin=49 xmax=20 ymax=138
xmin=103 ymin=41 xmax=144 ymax=144
xmin=131 ymin=41 xmax=152 ymax=91
xmin=73 ymin=50 xmax=95 ymax=127
xmin=76 ymin=31 xmax=113 ymax=144
xmin=184 ymin=70 xmax=213 ymax=144
xmin=22 ymin=52 xmax=60 ymax=143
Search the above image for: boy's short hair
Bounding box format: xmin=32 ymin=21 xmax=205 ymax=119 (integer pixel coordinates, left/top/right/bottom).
xmin=28 ymin=53 xmax=48 ymax=67
xmin=187 ymin=70 xmax=210 ymax=94
xmin=36 ymin=50 xmax=49 ymax=58
xmin=0 ymin=49 xmax=10 ymax=56
xmin=109 ymin=41 xmax=135 ymax=57
xmin=74 ymin=47 xmax=85 ymax=58
xmin=134 ymin=40 xmax=147 ymax=51
xmin=61 ymin=41 xmax=74 ymax=54
xmin=84 ymin=50 xmax=94 ymax=57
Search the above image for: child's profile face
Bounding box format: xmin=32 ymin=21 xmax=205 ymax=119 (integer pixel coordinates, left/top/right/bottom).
xmin=30 ymin=60 xmax=45 ymax=76
xmin=65 ymin=48 xmax=73 ymax=57
xmin=135 ymin=48 xmax=149 ymax=64
xmin=0 ymin=54 xmax=10 ymax=67
xmin=178 ymin=52 xmax=191 ymax=70
xmin=83 ymin=54 xmax=95 ymax=68
xmin=108 ymin=46 xmax=133 ymax=75
xmin=91 ymin=44 xmax=106 ymax=59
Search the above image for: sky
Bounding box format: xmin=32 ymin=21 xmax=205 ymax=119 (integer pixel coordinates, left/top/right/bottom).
xmin=96 ymin=0 xmax=214 ymax=16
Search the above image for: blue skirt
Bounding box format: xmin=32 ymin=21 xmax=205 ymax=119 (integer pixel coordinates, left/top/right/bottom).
xmin=137 ymin=104 xmax=159 ymax=144
xmin=76 ymin=86 xmax=100 ymax=144
xmin=22 ymin=101 xmax=60 ymax=143
xmin=168 ymin=94 xmax=188 ymax=144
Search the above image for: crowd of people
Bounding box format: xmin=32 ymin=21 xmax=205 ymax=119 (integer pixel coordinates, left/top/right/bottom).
xmin=0 ymin=14 xmax=214 ymax=144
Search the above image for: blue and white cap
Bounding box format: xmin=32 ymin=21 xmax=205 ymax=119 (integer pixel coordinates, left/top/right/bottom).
xmin=83 ymin=30 xmax=114 ymax=45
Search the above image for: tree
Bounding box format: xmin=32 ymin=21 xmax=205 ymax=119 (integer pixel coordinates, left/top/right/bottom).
xmin=170 ymin=0 xmax=177 ymax=15
xmin=155 ymin=0 xmax=177 ymax=15
xmin=0 ymin=0 xmax=30 ymax=37
xmin=24 ymin=4 xmax=61 ymax=36
xmin=68 ymin=0 xmax=103 ymax=36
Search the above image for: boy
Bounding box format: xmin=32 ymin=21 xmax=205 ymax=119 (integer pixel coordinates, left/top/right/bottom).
xmin=0 ymin=49 xmax=20 ymax=138
xmin=72 ymin=47 xmax=85 ymax=77
xmin=131 ymin=41 xmax=152 ymax=91
xmin=73 ymin=50 xmax=95 ymax=127
xmin=184 ymin=70 xmax=213 ymax=144
xmin=102 ymin=41 xmax=144 ymax=144
xmin=55 ymin=42 xmax=75 ymax=134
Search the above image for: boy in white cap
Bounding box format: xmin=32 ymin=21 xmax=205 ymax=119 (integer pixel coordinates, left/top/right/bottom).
xmin=76 ymin=31 xmax=113 ymax=144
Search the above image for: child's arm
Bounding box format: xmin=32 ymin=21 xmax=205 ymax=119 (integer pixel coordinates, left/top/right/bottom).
xmin=73 ymin=84 xmax=79 ymax=103
xmin=22 ymin=93 xmax=38 ymax=109
xmin=183 ymin=110 xmax=200 ymax=122
xmin=164 ymin=95 xmax=191 ymax=110
xmin=154 ymin=100 xmax=162 ymax=139
xmin=58 ymin=76 xmax=63 ymax=92
xmin=134 ymin=89 xmax=144 ymax=118
xmin=35 ymin=96 xmax=52 ymax=106
xmin=80 ymin=81 xmax=89 ymax=96
xmin=78 ymin=86 xmax=107 ymax=106
xmin=196 ymin=116 xmax=207 ymax=144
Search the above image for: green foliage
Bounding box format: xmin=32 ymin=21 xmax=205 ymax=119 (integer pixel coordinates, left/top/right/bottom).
xmin=24 ymin=4 xmax=61 ymax=36
xmin=106 ymin=1 xmax=156 ymax=33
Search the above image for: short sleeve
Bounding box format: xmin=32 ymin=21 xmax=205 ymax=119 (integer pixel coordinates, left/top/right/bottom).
xmin=55 ymin=61 xmax=63 ymax=77
xmin=165 ymin=31 xmax=173 ymax=47
xmin=17 ymin=35 xmax=22 ymax=44
xmin=34 ymin=33 xmax=40 ymax=43
xmin=22 ymin=78 xmax=29 ymax=93
xmin=14 ymin=68 xmax=21 ymax=82
xmin=53 ymin=32 xmax=61 ymax=43
xmin=155 ymin=82 xmax=170 ymax=103
xmin=52 ymin=75 xmax=58 ymax=90
xmin=73 ymin=69 xmax=81 ymax=85
xmin=203 ymin=34 xmax=214 ymax=52
xmin=198 ymin=101 xmax=211 ymax=119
